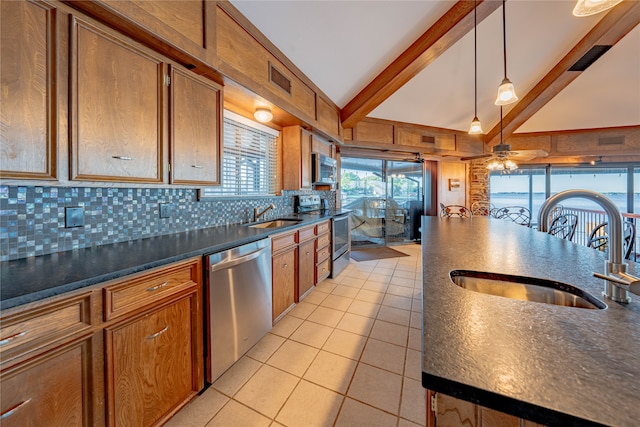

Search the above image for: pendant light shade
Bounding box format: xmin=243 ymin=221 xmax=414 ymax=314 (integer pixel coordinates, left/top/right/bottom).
xmin=495 ymin=77 xmax=518 ymax=105
xmin=573 ymin=0 xmax=622 ymax=16
xmin=469 ymin=116 xmax=483 ymax=134
xmin=494 ymin=0 xmax=518 ymax=106
xmin=468 ymin=0 xmax=483 ymax=135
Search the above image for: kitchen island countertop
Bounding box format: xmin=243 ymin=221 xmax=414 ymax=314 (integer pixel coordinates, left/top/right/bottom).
xmin=421 ymin=216 xmax=640 ymax=427
xmin=1 ymin=211 xmax=348 ymax=310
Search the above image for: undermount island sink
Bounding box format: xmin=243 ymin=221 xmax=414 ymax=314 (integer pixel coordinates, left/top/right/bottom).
xmin=246 ymin=218 xmax=303 ymax=229
xmin=450 ymin=270 xmax=606 ymax=310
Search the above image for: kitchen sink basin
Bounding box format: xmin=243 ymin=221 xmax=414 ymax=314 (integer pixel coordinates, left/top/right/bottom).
xmin=247 ymin=218 xmax=303 ymax=229
xmin=449 ymin=270 xmax=606 ymax=309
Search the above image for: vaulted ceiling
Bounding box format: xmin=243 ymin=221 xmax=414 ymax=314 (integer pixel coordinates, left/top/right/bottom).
xmin=229 ymin=0 xmax=640 ymax=143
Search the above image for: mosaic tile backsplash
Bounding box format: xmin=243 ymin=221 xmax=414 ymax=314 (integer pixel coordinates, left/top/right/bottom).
xmin=0 ymin=186 xmax=336 ymax=262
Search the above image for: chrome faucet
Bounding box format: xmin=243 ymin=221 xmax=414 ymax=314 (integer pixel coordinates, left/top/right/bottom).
xmin=253 ymin=203 xmax=275 ymax=222
xmin=538 ymin=189 xmax=640 ymax=303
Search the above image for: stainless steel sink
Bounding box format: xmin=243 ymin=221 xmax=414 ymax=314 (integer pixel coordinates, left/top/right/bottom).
xmin=449 ymin=270 xmax=606 ymax=309
xmin=247 ymin=218 xmax=303 ymax=229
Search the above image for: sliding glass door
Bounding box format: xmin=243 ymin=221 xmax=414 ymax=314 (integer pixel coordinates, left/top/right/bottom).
xmin=341 ymin=157 xmax=423 ymax=247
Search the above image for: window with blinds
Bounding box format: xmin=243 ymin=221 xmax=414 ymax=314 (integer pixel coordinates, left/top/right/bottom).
xmin=211 ymin=112 xmax=279 ymax=196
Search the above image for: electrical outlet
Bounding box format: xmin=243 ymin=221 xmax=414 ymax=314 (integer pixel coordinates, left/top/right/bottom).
xmin=159 ymin=203 xmax=172 ymax=219
xmin=65 ymin=207 xmax=85 ymax=228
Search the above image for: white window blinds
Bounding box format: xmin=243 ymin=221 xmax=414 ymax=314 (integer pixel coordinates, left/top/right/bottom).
xmin=212 ymin=112 xmax=278 ymax=196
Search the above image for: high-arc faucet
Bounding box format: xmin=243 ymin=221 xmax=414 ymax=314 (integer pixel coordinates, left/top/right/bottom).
xmin=253 ymin=203 xmax=275 ymax=222
xmin=538 ymin=189 xmax=640 ymax=303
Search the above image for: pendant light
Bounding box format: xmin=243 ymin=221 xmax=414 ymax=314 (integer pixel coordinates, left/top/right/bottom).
xmin=495 ymin=0 xmax=518 ymax=106
xmin=468 ymin=0 xmax=483 ymax=135
xmin=573 ymin=0 xmax=622 ymax=17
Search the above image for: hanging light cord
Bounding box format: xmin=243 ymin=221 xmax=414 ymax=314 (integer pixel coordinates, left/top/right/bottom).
xmin=474 ymin=0 xmax=478 ymax=117
xmin=502 ymin=0 xmax=507 ymax=79
xmin=500 ymin=106 xmax=503 ymax=142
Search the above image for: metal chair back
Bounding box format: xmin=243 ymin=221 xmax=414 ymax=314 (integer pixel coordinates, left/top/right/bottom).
xmin=439 ymin=203 xmax=472 ymax=218
xmin=588 ymin=221 xmax=636 ymax=260
xmin=548 ymin=213 xmax=578 ymax=241
xmin=490 ymin=206 xmax=531 ymax=226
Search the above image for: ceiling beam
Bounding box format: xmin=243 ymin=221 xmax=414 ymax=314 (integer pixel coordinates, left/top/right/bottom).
xmin=484 ymin=1 xmax=640 ymax=146
xmin=340 ymin=0 xmax=503 ymax=129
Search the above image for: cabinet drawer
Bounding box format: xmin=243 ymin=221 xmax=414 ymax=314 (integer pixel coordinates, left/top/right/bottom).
xmin=103 ymin=260 xmax=199 ymax=321
xmin=317 ymin=233 xmax=331 ymax=250
xmin=272 ymin=230 xmax=297 ymax=253
xmin=298 ymin=224 xmax=316 ymax=242
xmin=317 ymin=243 xmax=331 ymax=263
xmin=0 ymin=292 xmax=93 ymax=359
xmin=317 ymin=221 xmax=330 ymax=235
xmin=316 ymin=258 xmax=331 ymax=282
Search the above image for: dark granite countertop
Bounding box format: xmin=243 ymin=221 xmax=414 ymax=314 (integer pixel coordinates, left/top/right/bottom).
xmin=421 ymin=216 xmax=640 ymax=427
xmin=0 ymin=211 xmax=347 ymax=310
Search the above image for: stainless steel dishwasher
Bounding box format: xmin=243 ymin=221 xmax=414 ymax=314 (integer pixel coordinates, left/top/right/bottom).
xmin=206 ymin=238 xmax=272 ymax=382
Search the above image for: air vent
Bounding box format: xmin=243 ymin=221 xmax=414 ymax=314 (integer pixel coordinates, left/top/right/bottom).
xmin=269 ymin=63 xmax=292 ymax=95
xmin=598 ymin=136 xmax=624 ymax=146
xmin=569 ymin=45 xmax=612 ymax=71
xmin=422 ymin=135 xmax=435 ymax=144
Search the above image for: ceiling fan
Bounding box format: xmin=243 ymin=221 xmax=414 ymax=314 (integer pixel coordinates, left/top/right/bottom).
xmin=461 ymin=143 xmax=548 ymax=162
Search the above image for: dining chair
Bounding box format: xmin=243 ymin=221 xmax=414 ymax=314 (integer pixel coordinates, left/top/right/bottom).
xmin=471 ymin=201 xmax=494 ymax=216
xmin=490 ymin=206 xmax=531 ymax=227
xmin=587 ymin=221 xmax=636 ymax=260
xmin=440 ymin=203 xmax=472 ymax=218
xmin=547 ymin=213 xmax=578 ymax=241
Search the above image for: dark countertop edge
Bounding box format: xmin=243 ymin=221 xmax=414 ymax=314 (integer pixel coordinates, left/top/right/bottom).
xmin=422 ymin=373 xmax=607 ymax=427
xmin=0 ymin=213 xmax=346 ymax=310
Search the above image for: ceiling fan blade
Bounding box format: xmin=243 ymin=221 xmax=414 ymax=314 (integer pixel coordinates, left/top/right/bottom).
xmin=509 ymin=149 xmax=549 ymax=161
xmin=460 ymin=153 xmax=492 ymax=161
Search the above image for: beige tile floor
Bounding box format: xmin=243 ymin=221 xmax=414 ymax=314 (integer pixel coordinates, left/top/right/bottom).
xmin=166 ymin=243 xmax=426 ymax=427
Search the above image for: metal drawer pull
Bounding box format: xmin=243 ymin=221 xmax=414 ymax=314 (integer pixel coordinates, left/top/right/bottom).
xmin=191 ymin=165 xmax=204 ymax=169
xmin=0 ymin=330 xmax=28 ymax=346
xmin=146 ymin=326 xmax=169 ymax=340
xmin=0 ymin=398 xmax=32 ymax=419
xmin=112 ymin=156 xmax=133 ymax=160
xmin=283 ymin=263 xmax=288 ymax=268
xmin=146 ymin=282 xmax=168 ymax=292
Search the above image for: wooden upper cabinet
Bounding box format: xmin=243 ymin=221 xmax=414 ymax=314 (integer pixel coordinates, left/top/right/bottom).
xmin=170 ymin=65 xmax=222 ymax=185
xmin=68 ymin=0 xmax=216 ymax=68
xmin=282 ymin=126 xmax=312 ymax=190
xmin=70 ymin=16 xmax=164 ymax=183
xmin=0 ymin=0 xmax=57 ymax=180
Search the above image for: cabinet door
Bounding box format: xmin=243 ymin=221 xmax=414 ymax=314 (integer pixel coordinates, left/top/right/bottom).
xmin=298 ymin=239 xmax=316 ymax=299
xmin=170 ymin=65 xmax=222 ymax=185
xmin=70 ymin=16 xmax=164 ymax=182
xmin=272 ymin=247 xmax=297 ymax=321
xmin=0 ymin=334 xmax=99 ymax=427
xmin=105 ymin=296 xmax=196 ymax=427
xmin=0 ymin=0 xmax=57 ymax=179
xmin=301 ymin=129 xmax=312 ymax=188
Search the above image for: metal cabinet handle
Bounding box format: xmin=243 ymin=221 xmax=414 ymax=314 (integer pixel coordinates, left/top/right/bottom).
xmin=146 ymin=282 xmax=168 ymax=292
xmin=0 ymin=398 xmax=32 ymax=419
xmin=112 ymin=156 xmax=133 ymax=160
xmin=283 ymin=263 xmax=288 ymax=268
xmin=191 ymin=165 xmax=204 ymax=169
xmin=0 ymin=330 xmax=28 ymax=346
xmin=146 ymin=326 xmax=169 ymax=340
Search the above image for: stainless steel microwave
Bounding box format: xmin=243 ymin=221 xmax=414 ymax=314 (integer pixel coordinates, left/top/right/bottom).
xmin=312 ymin=153 xmax=337 ymax=186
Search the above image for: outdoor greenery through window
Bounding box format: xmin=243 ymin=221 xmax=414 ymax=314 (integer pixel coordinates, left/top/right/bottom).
xmin=210 ymin=111 xmax=278 ymax=196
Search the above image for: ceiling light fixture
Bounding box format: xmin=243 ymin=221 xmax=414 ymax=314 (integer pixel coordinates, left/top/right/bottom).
xmin=589 ymin=156 xmax=603 ymax=166
xmin=487 ymin=106 xmax=518 ymax=173
xmin=468 ymin=0 xmax=483 ymax=135
xmin=573 ymin=0 xmax=622 ymax=16
xmin=254 ymin=107 xmax=273 ymax=123
xmin=495 ymin=0 xmax=518 ymax=106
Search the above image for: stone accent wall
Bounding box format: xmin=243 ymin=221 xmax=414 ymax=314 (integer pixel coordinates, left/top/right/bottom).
xmin=468 ymin=159 xmax=491 ymax=213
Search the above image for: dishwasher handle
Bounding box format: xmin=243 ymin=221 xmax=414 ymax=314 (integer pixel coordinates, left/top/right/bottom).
xmin=210 ymin=245 xmax=270 ymax=273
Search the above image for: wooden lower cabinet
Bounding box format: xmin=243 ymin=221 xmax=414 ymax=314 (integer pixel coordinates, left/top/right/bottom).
xmin=0 ymin=333 xmax=102 ymax=426
xmin=105 ymin=295 xmax=197 ymax=426
xmin=427 ymin=390 xmax=546 ymax=427
xmin=298 ymin=238 xmax=316 ymax=299
xmin=272 ymin=245 xmax=297 ymax=321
